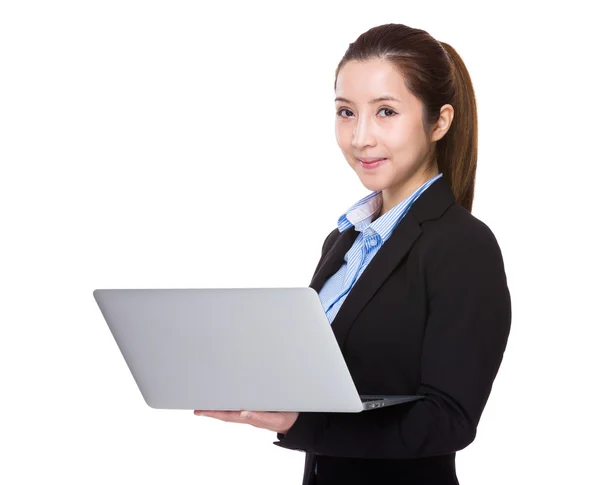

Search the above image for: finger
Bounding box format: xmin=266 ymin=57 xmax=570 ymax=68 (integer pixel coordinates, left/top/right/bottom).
xmin=194 ymin=411 xmax=243 ymax=422
xmin=194 ymin=410 xmax=285 ymax=431
xmin=198 ymin=410 xmax=264 ymax=426
xmin=194 ymin=410 xmax=237 ymax=416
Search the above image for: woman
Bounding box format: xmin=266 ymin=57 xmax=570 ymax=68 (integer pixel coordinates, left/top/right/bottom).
xmin=195 ymin=22 xmax=511 ymax=485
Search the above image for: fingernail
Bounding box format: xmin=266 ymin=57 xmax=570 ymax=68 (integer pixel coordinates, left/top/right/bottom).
xmin=241 ymin=411 xmax=252 ymax=419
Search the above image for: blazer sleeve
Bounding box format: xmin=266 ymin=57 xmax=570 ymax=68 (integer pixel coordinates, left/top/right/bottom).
xmin=273 ymin=221 xmax=511 ymax=459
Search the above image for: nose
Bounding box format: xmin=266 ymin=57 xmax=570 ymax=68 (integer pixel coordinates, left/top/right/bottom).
xmin=351 ymin=116 xmax=376 ymax=149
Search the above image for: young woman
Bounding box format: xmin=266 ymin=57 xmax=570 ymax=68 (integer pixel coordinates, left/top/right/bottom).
xmin=195 ymin=23 xmax=512 ymax=485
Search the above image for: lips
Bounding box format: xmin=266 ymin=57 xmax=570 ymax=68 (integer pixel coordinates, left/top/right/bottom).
xmin=357 ymin=157 xmax=387 ymax=170
xmin=357 ymin=157 xmax=386 ymax=163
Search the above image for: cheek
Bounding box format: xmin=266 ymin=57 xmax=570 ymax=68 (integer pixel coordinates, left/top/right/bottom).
xmin=335 ymin=117 xmax=357 ymax=139
xmin=385 ymin=122 xmax=421 ymax=155
xmin=334 ymin=123 xmax=348 ymax=147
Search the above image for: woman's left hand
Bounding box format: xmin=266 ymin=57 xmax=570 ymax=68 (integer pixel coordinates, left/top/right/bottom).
xmin=194 ymin=410 xmax=299 ymax=434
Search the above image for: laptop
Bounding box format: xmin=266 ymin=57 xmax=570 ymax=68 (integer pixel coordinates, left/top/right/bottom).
xmin=93 ymin=287 xmax=423 ymax=412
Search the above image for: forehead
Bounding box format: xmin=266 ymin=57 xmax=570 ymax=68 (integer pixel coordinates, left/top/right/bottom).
xmin=336 ymin=58 xmax=411 ymax=103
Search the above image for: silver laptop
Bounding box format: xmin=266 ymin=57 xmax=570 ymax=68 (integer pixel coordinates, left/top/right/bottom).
xmin=93 ymin=287 xmax=423 ymax=412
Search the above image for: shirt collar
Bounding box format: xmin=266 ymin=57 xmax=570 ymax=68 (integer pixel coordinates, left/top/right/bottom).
xmin=337 ymin=191 xmax=381 ymax=233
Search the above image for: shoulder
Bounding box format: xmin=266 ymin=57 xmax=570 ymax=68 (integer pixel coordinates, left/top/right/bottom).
xmin=419 ymin=203 xmax=503 ymax=254
xmin=415 ymin=203 xmax=508 ymax=279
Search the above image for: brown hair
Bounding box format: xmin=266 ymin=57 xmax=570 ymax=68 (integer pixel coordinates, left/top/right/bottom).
xmin=334 ymin=23 xmax=478 ymax=212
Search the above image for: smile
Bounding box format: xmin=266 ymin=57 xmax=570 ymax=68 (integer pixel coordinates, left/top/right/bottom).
xmin=358 ymin=158 xmax=387 ymax=169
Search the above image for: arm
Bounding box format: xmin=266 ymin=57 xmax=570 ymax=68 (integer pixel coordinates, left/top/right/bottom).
xmin=274 ymin=222 xmax=511 ymax=458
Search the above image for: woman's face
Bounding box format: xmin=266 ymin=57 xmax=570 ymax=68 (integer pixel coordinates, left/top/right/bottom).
xmin=334 ymin=58 xmax=447 ymax=212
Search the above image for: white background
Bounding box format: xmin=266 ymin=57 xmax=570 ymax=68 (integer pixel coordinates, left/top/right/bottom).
xmin=1 ymin=1 xmax=598 ymax=483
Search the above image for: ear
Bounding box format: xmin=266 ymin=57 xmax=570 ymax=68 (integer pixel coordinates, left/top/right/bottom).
xmin=430 ymin=104 xmax=454 ymax=142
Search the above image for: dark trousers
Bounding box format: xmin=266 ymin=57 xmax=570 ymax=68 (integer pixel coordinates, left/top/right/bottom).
xmin=312 ymin=454 xmax=459 ymax=485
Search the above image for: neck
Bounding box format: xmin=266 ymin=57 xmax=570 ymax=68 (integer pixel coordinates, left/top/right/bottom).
xmin=380 ymin=168 xmax=439 ymax=217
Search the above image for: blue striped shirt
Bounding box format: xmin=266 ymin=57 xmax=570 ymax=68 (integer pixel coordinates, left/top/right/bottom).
xmin=318 ymin=173 xmax=443 ymax=323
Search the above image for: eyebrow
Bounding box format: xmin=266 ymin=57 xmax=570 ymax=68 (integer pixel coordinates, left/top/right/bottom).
xmin=334 ymin=95 xmax=401 ymax=104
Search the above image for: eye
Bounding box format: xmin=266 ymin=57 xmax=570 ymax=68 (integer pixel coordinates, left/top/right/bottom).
xmin=336 ymin=107 xmax=397 ymax=118
xmin=378 ymin=107 xmax=397 ymax=117
xmin=336 ymin=108 xmax=353 ymax=118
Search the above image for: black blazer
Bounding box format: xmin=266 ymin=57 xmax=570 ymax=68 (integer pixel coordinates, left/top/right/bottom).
xmin=272 ymin=176 xmax=512 ymax=485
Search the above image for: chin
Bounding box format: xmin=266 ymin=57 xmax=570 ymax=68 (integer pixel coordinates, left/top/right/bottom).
xmin=354 ymin=173 xmax=388 ymax=192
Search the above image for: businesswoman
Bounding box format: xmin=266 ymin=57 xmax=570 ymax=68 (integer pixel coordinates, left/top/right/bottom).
xmin=195 ymin=23 xmax=512 ymax=485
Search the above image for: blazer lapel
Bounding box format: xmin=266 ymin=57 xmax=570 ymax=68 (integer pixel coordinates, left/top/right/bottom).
xmin=309 ymin=176 xmax=456 ymax=353
xmin=309 ymin=227 xmax=358 ymax=293
xmin=329 ymin=213 xmax=422 ymax=351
